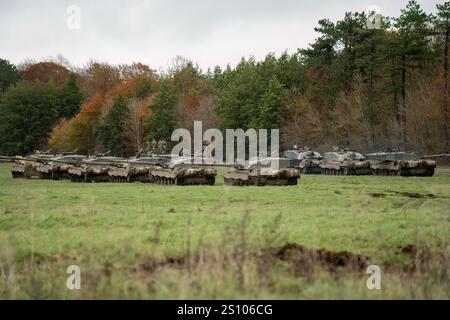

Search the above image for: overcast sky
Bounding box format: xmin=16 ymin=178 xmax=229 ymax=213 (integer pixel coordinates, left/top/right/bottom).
xmin=0 ymin=0 xmax=440 ymax=71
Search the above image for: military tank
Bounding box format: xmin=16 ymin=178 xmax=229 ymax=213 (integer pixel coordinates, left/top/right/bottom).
xmin=35 ymin=154 xmax=86 ymax=180
xmin=283 ymin=148 xmax=323 ymax=174
xmin=68 ymin=156 xmax=124 ymax=182
xmin=149 ymin=156 xmax=217 ymax=185
xmin=319 ymin=148 xmax=371 ymax=175
xmin=224 ymin=158 xmax=300 ymax=186
xmin=366 ymin=150 xmax=436 ymax=176
xmin=108 ymin=155 xmax=163 ymax=183
xmin=11 ymin=153 xmax=55 ymax=179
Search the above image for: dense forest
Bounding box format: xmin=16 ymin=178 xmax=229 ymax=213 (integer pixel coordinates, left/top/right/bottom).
xmin=0 ymin=0 xmax=449 ymax=156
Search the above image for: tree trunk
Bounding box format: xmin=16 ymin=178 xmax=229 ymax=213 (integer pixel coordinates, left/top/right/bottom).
xmin=444 ymin=30 xmax=449 ymax=152
xmin=399 ymin=54 xmax=407 ymax=149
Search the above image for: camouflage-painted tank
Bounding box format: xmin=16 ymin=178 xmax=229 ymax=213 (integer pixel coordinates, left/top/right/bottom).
xmin=319 ymin=149 xmax=371 ymax=175
xmin=11 ymin=153 xmax=55 ymax=178
xmin=149 ymin=156 xmax=217 ymax=185
xmin=224 ymin=158 xmax=300 ymax=186
xmin=108 ymin=156 xmax=162 ymax=183
xmin=283 ymin=148 xmax=323 ymax=174
xmin=35 ymin=154 xmax=86 ymax=180
xmin=366 ymin=151 xmax=436 ymax=176
xmin=68 ymin=156 xmax=124 ymax=182
xmin=11 ymin=157 xmax=30 ymax=178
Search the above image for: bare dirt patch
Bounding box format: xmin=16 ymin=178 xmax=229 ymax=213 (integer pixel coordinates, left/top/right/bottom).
xmin=369 ymin=193 xmax=386 ymax=198
xmin=132 ymin=243 xmax=369 ymax=277
xmin=369 ymin=191 xmax=445 ymax=199
xmin=259 ymin=243 xmax=368 ymax=276
xmin=392 ymin=192 xmax=438 ymax=199
xmin=395 ymin=244 xmax=450 ymax=273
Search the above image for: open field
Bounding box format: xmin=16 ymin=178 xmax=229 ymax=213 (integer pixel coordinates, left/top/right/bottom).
xmin=0 ymin=163 xmax=449 ymax=299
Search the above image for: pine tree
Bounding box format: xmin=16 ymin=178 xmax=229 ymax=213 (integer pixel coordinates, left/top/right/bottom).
xmin=257 ymin=76 xmax=284 ymax=129
xmin=0 ymin=58 xmax=21 ymax=93
xmin=59 ymin=72 xmax=83 ymax=119
xmin=0 ymin=81 xmax=59 ymax=155
xmin=96 ymin=95 xmax=130 ymax=156
xmin=145 ymin=80 xmax=177 ymax=142
xmin=394 ymin=0 xmax=434 ymax=146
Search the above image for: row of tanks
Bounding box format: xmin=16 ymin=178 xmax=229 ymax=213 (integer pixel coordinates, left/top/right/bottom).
xmin=8 ymin=153 xmax=218 ymax=186
xmin=4 ymin=146 xmax=436 ymax=187
xmin=6 ymin=153 xmax=301 ymax=187
xmin=283 ymin=147 xmax=436 ymax=177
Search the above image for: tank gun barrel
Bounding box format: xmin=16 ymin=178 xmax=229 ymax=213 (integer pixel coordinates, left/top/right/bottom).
xmin=421 ymin=154 xmax=450 ymax=159
xmin=0 ymin=156 xmax=21 ymax=162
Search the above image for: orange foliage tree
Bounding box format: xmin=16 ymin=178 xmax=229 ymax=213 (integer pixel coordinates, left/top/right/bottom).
xmin=24 ymin=62 xmax=70 ymax=85
xmin=49 ymin=71 xmax=156 ymax=155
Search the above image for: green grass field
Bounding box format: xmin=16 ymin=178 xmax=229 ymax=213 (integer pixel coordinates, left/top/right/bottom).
xmin=0 ymin=163 xmax=449 ymax=299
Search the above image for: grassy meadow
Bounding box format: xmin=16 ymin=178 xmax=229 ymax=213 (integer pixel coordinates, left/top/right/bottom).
xmin=0 ymin=163 xmax=449 ymax=299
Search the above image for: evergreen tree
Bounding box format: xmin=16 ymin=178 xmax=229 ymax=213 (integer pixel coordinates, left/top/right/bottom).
xmin=0 ymin=81 xmax=60 ymax=155
xmin=257 ymin=76 xmax=284 ymax=129
xmin=135 ymin=78 xmax=154 ymax=99
xmin=145 ymin=80 xmax=177 ymax=142
xmin=215 ymin=58 xmax=262 ymax=129
xmin=58 ymin=72 xmax=83 ymax=119
xmin=0 ymin=58 xmax=21 ymax=93
xmin=96 ymin=95 xmax=130 ymax=156
xmin=394 ymin=0 xmax=434 ymax=145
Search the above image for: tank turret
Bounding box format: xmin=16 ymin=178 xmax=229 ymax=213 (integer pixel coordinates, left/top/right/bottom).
xmin=283 ymin=147 xmax=323 ymax=174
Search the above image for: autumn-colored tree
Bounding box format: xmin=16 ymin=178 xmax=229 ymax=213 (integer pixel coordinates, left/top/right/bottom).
xmin=48 ymin=118 xmax=72 ymax=152
xmin=176 ymin=95 xmax=218 ymax=135
xmin=118 ymin=62 xmax=155 ymax=80
xmin=79 ymin=61 xmax=121 ymax=97
xmin=436 ymin=2 xmax=450 ymax=151
xmin=49 ymin=95 xmax=106 ymax=154
xmin=123 ymin=96 xmax=152 ymax=155
xmin=106 ymin=76 xmax=157 ymax=100
xmin=49 ymin=72 xmax=156 ymax=154
xmin=280 ymin=88 xmax=324 ymax=149
xmin=24 ymin=62 xmax=70 ymax=85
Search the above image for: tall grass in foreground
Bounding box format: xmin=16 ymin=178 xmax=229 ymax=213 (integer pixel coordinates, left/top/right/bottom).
xmin=1 ymin=209 xmax=449 ymax=299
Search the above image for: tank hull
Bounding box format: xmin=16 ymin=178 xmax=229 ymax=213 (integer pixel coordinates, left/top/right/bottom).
xmin=150 ymin=167 xmax=217 ymax=185
xmin=299 ymin=160 xmax=322 ymax=174
xmin=320 ymin=160 xmax=371 ymax=175
xmin=224 ymin=168 xmax=300 ymax=186
xmin=369 ymin=160 xmax=435 ymax=177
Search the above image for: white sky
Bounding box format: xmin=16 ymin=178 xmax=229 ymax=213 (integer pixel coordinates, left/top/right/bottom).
xmin=0 ymin=0 xmax=440 ymax=71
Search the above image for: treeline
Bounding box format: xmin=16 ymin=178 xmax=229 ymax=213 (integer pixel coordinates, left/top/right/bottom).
xmin=0 ymin=0 xmax=449 ymax=156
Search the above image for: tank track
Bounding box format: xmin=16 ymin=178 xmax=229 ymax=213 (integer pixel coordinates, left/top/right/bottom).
xmin=224 ymin=177 xmax=298 ymax=186
xmin=321 ymin=168 xmax=349 ymax=175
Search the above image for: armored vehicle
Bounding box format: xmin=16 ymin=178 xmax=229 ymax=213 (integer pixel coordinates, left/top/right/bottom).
xmin=108 ymin=156 xmax=162 ymax=183
xmin=68 ymin=156 xmax=123 ymax=182
xmin=11 ymin=157 xmax=31 ymax=178
xmin=319 ymin=149 xmax=371 ymax=175
xmin=35 ymin=154 xmax=86 ymax=180
xmin=283 ymin=148 xmax=323 ymax=174
xmin=11 ymin=153 xmax=55 ymax=179
xmin=149 ymin=156 xmax=217 ymax=185
xmin=366 ymin=151 xmax=436 ymax=176
xmin=224 ymin=158 xmax=300 ymax=186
